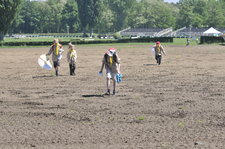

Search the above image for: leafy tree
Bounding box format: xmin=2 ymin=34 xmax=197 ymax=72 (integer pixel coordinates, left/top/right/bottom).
xmin=47 ymin=0 xmax=66 ymax=33
xmin=176 ymin=0 xmax=195 ymax=28
xmin=61 ymin=0 xmax=80 ymax=33
xmin=95 ymin=2 xmax=114 ymax=33
xmin=128 ymin=0 xmax=176 ymax=29
xmin=17 ymin=1 xmax=43 ymax=33
xmin=205 ymin=0 xmax=224 ymax=28
xmin=108 ymin=0 xmax=137 ymax=32
xmin=0 ymin=0 xmax=22 ymax=40
xmin=76 ymin=0 xmax=103 ymax=36
xmin=76 ymin=0 xmax=89 ymax=36
xmin=88 ymin=0 xmax=103 ymax=37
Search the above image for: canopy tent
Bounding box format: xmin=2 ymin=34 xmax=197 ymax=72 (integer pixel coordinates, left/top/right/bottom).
xmin=203 ymin=27 xmax=221 ymax=36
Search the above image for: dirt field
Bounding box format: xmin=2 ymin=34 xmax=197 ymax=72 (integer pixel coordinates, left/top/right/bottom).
xmin=0 ymin=44 xmax=225 ymax=149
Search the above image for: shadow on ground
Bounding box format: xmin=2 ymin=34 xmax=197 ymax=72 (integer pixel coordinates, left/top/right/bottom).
xmin=82 ymin=94 xmax=105 ymax=98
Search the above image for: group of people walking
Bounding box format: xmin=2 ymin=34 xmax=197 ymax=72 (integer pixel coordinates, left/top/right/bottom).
xmin=45 ymin=39 xmax=166 ymax=95
xmin=46 ymin=39 xmax=77 ymax=76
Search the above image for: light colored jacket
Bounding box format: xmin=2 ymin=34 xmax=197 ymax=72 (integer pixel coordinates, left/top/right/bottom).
xmin=152 ymin=45 xmax=166 ymax=56
xmin=67 ymin=49 xmax=77 ymax=64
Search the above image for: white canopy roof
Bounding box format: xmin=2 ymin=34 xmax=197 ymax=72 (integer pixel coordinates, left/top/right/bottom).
xmin=203 ymin=27 xmax=221 ymax=34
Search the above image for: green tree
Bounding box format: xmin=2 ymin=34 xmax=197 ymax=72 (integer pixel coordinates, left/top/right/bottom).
xmin=76 ymin=0 xmax=89 ymax=36
xmin=88 ymin=0 xmax=103 ymax=37
xmin=76 ymin=0 xmax=103 ymax=36
xmin=176 ymin=0 xmax=195 ymax=28
xmin=61 ymin=0 xmax=80 ymax=33
xmin=95 ymin=2 xmax=114 ymax=33
xmin=0 ymin=0 xmax=22 ymax=40
xmin=128 ymin=0 xmax=176 ymax=29
xmin=108 ymin=0 xmax=137 ymax=32
xmin=47 ymin=0 xmax=66 ymax=33
xmin=17 ymin=1 xmax=43 ymax=33
xmin=205 ymin=0 xmax=224 ymax=27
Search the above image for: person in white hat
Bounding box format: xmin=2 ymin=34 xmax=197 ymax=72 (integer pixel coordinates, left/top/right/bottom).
xmin=67 ymin=43 xmax=77 ymax=76
xmin=99 ymin=48 xmax=121 ymax=95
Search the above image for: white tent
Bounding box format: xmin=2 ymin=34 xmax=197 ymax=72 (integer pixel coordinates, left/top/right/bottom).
xmin=203 ymin=27 xmax=221 ymax=36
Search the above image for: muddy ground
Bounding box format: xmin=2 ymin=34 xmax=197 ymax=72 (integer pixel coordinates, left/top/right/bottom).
xmin=0 ymin=44 xmax=225 ymax=149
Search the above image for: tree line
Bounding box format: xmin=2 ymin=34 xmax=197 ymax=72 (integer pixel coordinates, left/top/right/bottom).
xmin=1 ymin=0 xmax=225 ymax=40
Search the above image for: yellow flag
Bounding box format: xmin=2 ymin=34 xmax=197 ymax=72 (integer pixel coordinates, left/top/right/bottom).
xmin=55 ymin=43 xmax=59 ymax=56
xmin=109 ymin=57 xmax=113 ymax=64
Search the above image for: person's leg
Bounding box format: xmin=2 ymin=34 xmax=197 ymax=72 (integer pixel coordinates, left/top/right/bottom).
xmin=113 ymin=79 xmax=116 ymax=95
xmin=72 ymin=63 xmax=76 ymax=75
xmin=69 ymin=64 xmax=72 ymax=75
xmin=105 ymin=78 xmax=110 ymax=95
xmin=155 ymin=55 xmax=158 ymax=64
xmin=55 ymin=60 xmax=60 ymax=76
xmin=158 ymin=55 xmax=162 ymax=65
xmin=55 ymin=66 xmax=59 ymax=76
xmin=53 ymin=61 xmax=58 ymax=76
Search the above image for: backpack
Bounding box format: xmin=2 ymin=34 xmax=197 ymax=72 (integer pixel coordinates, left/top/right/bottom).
xmin=104 ymin=52 xmax=118 ymax=65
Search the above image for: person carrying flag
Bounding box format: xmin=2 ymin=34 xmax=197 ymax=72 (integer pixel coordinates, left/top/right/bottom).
xmin=46 ymin=39 xmax=63 ymax=76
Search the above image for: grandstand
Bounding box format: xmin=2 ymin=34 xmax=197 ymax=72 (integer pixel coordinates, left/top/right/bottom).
xmin=120 ymin=27 xmax=225 ymax=38
xmin=120 ymin=27 xmax=216 ymax=38
xmin=120 ymin=28 xmax=170 ymax=37
xmin=170 ymin=27 xmax=209 ymax=37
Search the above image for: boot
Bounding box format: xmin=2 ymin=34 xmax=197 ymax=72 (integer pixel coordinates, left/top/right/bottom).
xmin=56 ymin=70 xmax=58 ymax=76
xmin=69 ymin=64 xmax=73 ymax=75
xmin=105 ymin=89 xmax=110 ymax=95
xmin=113 ymin=90 xmax=116 ymax=95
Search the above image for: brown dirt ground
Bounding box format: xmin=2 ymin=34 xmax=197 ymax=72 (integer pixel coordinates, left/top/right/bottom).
xmin=0 ymin=44 xmax=225 ymax=149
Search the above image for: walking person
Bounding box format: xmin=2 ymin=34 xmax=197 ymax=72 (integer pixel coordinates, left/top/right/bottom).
xmin=46 ymin=39 xmax=64 ymax=76
xmin=67 ymin=43 xmax=77 ymax=76
xmin=99 ymin=48 xmax=121 ymax=95
xmin=152 ymin=41 xmax=166 ymax=65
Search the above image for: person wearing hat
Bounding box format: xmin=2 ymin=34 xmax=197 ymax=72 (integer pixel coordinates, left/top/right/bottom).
xmin=152 ymin=41 xmax=166 ymax=65
xmin=46 ymin=39 xmax=63 ymax=76
xmin=99 ymin=48 xmax=121 ymax=95
xmin=67 ymin=43 xmax=77 ymax=76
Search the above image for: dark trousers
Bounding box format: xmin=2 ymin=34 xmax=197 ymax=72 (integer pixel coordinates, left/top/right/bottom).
xmin=69 ymin=63 xmax=76 ymax=75
xmin=155 ymin=55 xmax=162 ymax=65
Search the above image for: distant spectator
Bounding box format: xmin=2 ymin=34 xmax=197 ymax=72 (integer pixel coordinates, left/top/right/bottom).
xmin=186 ymin=38 xmax=190 ymax=46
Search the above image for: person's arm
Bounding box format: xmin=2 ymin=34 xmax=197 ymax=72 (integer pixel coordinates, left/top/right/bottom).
xmin=161 ymin=46 xmax=166 ymax=56
xmin=46 ymin=46 xmax=53 ymax=56
xmin=74 ymin=50 xmax=77 ymax=61
xmin=99 ymin=62 xmax=105 ymax=73
xmin=116 ymin=55 xmax=121 ymax=74
xmin=67 ymin=52 xmax=70 ymax=62
xmin=117 ymin=63 xmax=121 ymax=74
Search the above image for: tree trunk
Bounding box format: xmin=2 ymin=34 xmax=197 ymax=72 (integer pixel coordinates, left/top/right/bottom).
xmin=90 ymin=27 xmax=93 ymax=38
xmin=0 ymin=32 xmax=4 ymax=41
xmin=82 ymin=27 xmax=87 ymax=37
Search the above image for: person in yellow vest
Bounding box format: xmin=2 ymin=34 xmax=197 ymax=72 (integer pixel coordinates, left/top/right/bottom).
xmin=67 ymin=43 xmax=77 ymax=76
xmin=99 ymin=48 xmax=121 ymax=95
xmin=152 ymin=41 xmax=166 ymax=65
xmin=46 ymin=39 xmax=63 ymax=76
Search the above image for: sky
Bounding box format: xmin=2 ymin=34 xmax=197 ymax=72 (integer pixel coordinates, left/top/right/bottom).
xmin=164 ymin=0 xmax=179 ymax=3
